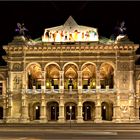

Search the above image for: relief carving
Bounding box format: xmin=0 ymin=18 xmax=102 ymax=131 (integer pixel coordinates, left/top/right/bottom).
xmin=118 ymin=62 xmax=130 ymax=71
xmin=13 ymin=75 xmax=22 ymax=90
xmin=13 ymin=63 xmax=21 ymax=71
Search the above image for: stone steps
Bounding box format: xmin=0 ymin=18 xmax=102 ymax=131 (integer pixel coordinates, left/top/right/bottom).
xmin=0 ymin=123 xmax=140 ymax=130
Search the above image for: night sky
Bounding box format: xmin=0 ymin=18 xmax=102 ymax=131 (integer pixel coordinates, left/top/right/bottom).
xmin=0 ymin=1 xmax=140 ymax=65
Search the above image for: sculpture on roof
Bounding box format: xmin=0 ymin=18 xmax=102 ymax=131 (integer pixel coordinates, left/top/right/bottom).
xmin=110 ymin=21 xmax=128 ymax=43
xmin=115 ymin=21 xmax=127 ymax=42
xmin=15 ymin=23 xmax=28 ymax=36
xmin=117 ymin=21 xmax=126 ymax=35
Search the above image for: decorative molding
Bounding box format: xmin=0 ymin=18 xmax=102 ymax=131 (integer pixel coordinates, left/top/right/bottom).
xmin=12 ymin=63 xmax=22 ymax=71
xmin=117 ymin=62 xmax=130 ymax=71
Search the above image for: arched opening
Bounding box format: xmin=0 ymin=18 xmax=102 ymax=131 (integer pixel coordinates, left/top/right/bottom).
xmin=0 ymin=107 xmax=3 ymax=119
xmin=33 ymin=103 xmax=40 ymax=120
xmin=64 ymin=64 xmax=78 ymax=89
xmin=47 ymin=101 xmax=59 ymax=121
xmin=100 ymin=63 xmax=114 ymax=89
xmin=101 ymin=102 xmax=113 ymax=121
xmin=82 ymin=64 xmax=96 ymax=89
xmin=27 ymin=64 xmax=42 ymax=89
xmin=65 ymin=102 xmax=77 ymax=120
xmin=83 ymin=101 xmax=95 ymax=121
xmin=45 ymin=64 xmax=60 ymax=90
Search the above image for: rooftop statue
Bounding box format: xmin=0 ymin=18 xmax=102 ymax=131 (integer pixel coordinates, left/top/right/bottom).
xmin=114 ymin=21 xmax=128 ymax=43
xmin=15 ymin=23 xmax=28 ymax=36
xmin=117 ymin=21 xmax=126 ymax=35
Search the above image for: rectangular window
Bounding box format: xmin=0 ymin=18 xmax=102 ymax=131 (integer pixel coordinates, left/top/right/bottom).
xmin=0 ymin=83 xmax=2 ymax=95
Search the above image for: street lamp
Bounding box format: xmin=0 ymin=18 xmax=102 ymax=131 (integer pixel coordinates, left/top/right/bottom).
xmin=69 ymin=105 xmax=72 ymax=128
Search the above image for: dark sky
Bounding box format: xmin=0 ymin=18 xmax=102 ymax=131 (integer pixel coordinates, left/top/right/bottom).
xmin=0 ymin=1 xmax=140 ymax=65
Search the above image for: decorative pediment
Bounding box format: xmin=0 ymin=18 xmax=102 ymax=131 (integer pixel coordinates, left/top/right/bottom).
xmin=42 ymin=16 xmax=98 ymax=42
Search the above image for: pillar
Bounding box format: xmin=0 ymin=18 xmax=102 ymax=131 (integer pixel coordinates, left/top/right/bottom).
xmin=130 ymin=71 xmax=134 ymax=93
xmin=77 ymin=94 xmax=83 ymax=123
xmin=20 ymin=93 xmax=29 ymax=123
xmin=94 ymin=93 xmax=102 ymax=122
xmin=58 ymin=94 xmax=65 ymax=123
xmin=3 ymin=96 xmax=7 ymax=123
xmin=41 ymin=71 xmax=46 ymax=93
xmin=113 ymin=93 xmax=121 ymax=122
xmin=129 ymin=94 xmax=136 ymax=122
xmin=59 ymin=71 xmax=64 ymax=93
xmin=5 ymin=93 xmax=12 ymax=123
xmin=8 ymin=71 xmax=12 ymax=92
xmin=40 ymin=93 xmax=47 ymax=122
xmin=96 ymin=68 xmax=100 ymax=91
xmin=78 ymin=71 xmax=82 ymax=94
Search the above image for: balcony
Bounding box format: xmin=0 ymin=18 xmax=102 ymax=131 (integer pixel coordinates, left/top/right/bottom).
xmin=25 ymin=87 xmax=116 ymax=94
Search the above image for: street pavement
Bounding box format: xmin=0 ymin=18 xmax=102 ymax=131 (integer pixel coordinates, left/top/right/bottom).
xmin=0 ymin=129 xmax=140 ymax=140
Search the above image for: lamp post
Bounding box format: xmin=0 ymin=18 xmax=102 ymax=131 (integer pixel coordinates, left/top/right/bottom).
xmin=69 ymin=105 xmax=72 ymax=128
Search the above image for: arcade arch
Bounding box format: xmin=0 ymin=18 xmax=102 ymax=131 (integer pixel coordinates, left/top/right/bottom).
xmin=45 ymin=64 xmax=60 ymax=89
xmin=100 ymin=63 xmax=114 ymax=89
xmin=64 ymin=64 xmax=78 ymax=89
xmin=82 ymin=63 xmax=96 ymax=89
xmin=27 ymin=63 xmax=42 ymax=89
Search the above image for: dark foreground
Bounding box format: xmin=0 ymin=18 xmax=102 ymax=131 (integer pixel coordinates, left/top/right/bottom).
xmin=0 ymin=123 xmax=140 ymax=140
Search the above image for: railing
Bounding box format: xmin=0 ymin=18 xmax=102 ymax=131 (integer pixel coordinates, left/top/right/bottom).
xmin=26 ymin=89 xmax=59 ymax=94
xmin=25 ymin=88 xmax=116 ymax=94
xmin=64 ymin=89 xmax=78 ymax=94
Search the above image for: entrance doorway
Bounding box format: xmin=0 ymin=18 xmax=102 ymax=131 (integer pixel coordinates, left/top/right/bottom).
xmin=51 ymin=105 xmax=59 ymax=120
xmin=47 ymin=101 xmax=59 ymax=121
xmin=101 ymin=102 xmax=113 ymax=121
xmin=65 ymin=103 xmax=77 ymax=120
xmin=33 ymin=103 xmax=40 ymax=120
xmin=83 ymin=101 xmax=95 ymax=121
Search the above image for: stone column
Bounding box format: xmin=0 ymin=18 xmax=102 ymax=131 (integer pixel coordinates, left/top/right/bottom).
xmin=58 ymin=94 xmax=65 ymax=123
xmin=3 ymin=96 xmax=7 ymax=123
xmin=135 ymin=97 xmax=139 ymax=121
xmin=59 ymin=71 xmax=64 ymax=93
xmin=113 ymin=93 xmax=121 ymax=122
xmin=113 ymin=70 xmax=117 ymax=90
xmin=40 ymin=93 xmax=47 ymax=122
xmin=5 ymin=93 xmax=12 ymax=123
xmin=94 ymin=93 xmax=102 ymax=122
xmin=8 ymin=71 xmax=12 ymax=92
xmin=130 ymin=71 xmax=134 ymax=93
xmin=20 ymin=93 xmax=29 ymax=123
xmin=41 ymin=71 xmax=46 ymax=93
xmin=96 ymin=69 xmax=100 ymax=91
xmin=129 ymin=94 xmax=136 ymax=122
xmin=77 ymin=94 xmax=83 ymax=123
xmin=22 ymin=70 xmax=26 ymax=92
xmin=78 ymin=71 xmax=82 ymax=94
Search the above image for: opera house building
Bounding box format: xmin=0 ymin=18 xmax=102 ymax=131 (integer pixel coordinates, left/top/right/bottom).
xmin=0 ymin=16 xmax=139 ymax=123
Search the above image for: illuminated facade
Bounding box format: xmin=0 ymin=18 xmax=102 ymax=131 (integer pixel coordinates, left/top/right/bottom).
xmin=0 ymin=16 xmax=140 ymax=123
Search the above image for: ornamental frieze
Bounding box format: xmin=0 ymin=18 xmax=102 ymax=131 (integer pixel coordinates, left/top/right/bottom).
xmin=117 ymin=62 xmax=130 ymax=71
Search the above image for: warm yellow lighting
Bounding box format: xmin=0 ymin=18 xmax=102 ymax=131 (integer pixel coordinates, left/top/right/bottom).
xmin=42 ymin=16 xmax=99 ymax=42
xmin=92 ymin=81 xmax=96 ymax=87
xmin=69 ymin=106 xmax=72 ymax=110
xmin=46 ymin=82 xmax=50 ymax=87
xmin=36 ymin=106 xmax=39 ymax=110
xmin=103 ymin=106 xmax=106 ymax=110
